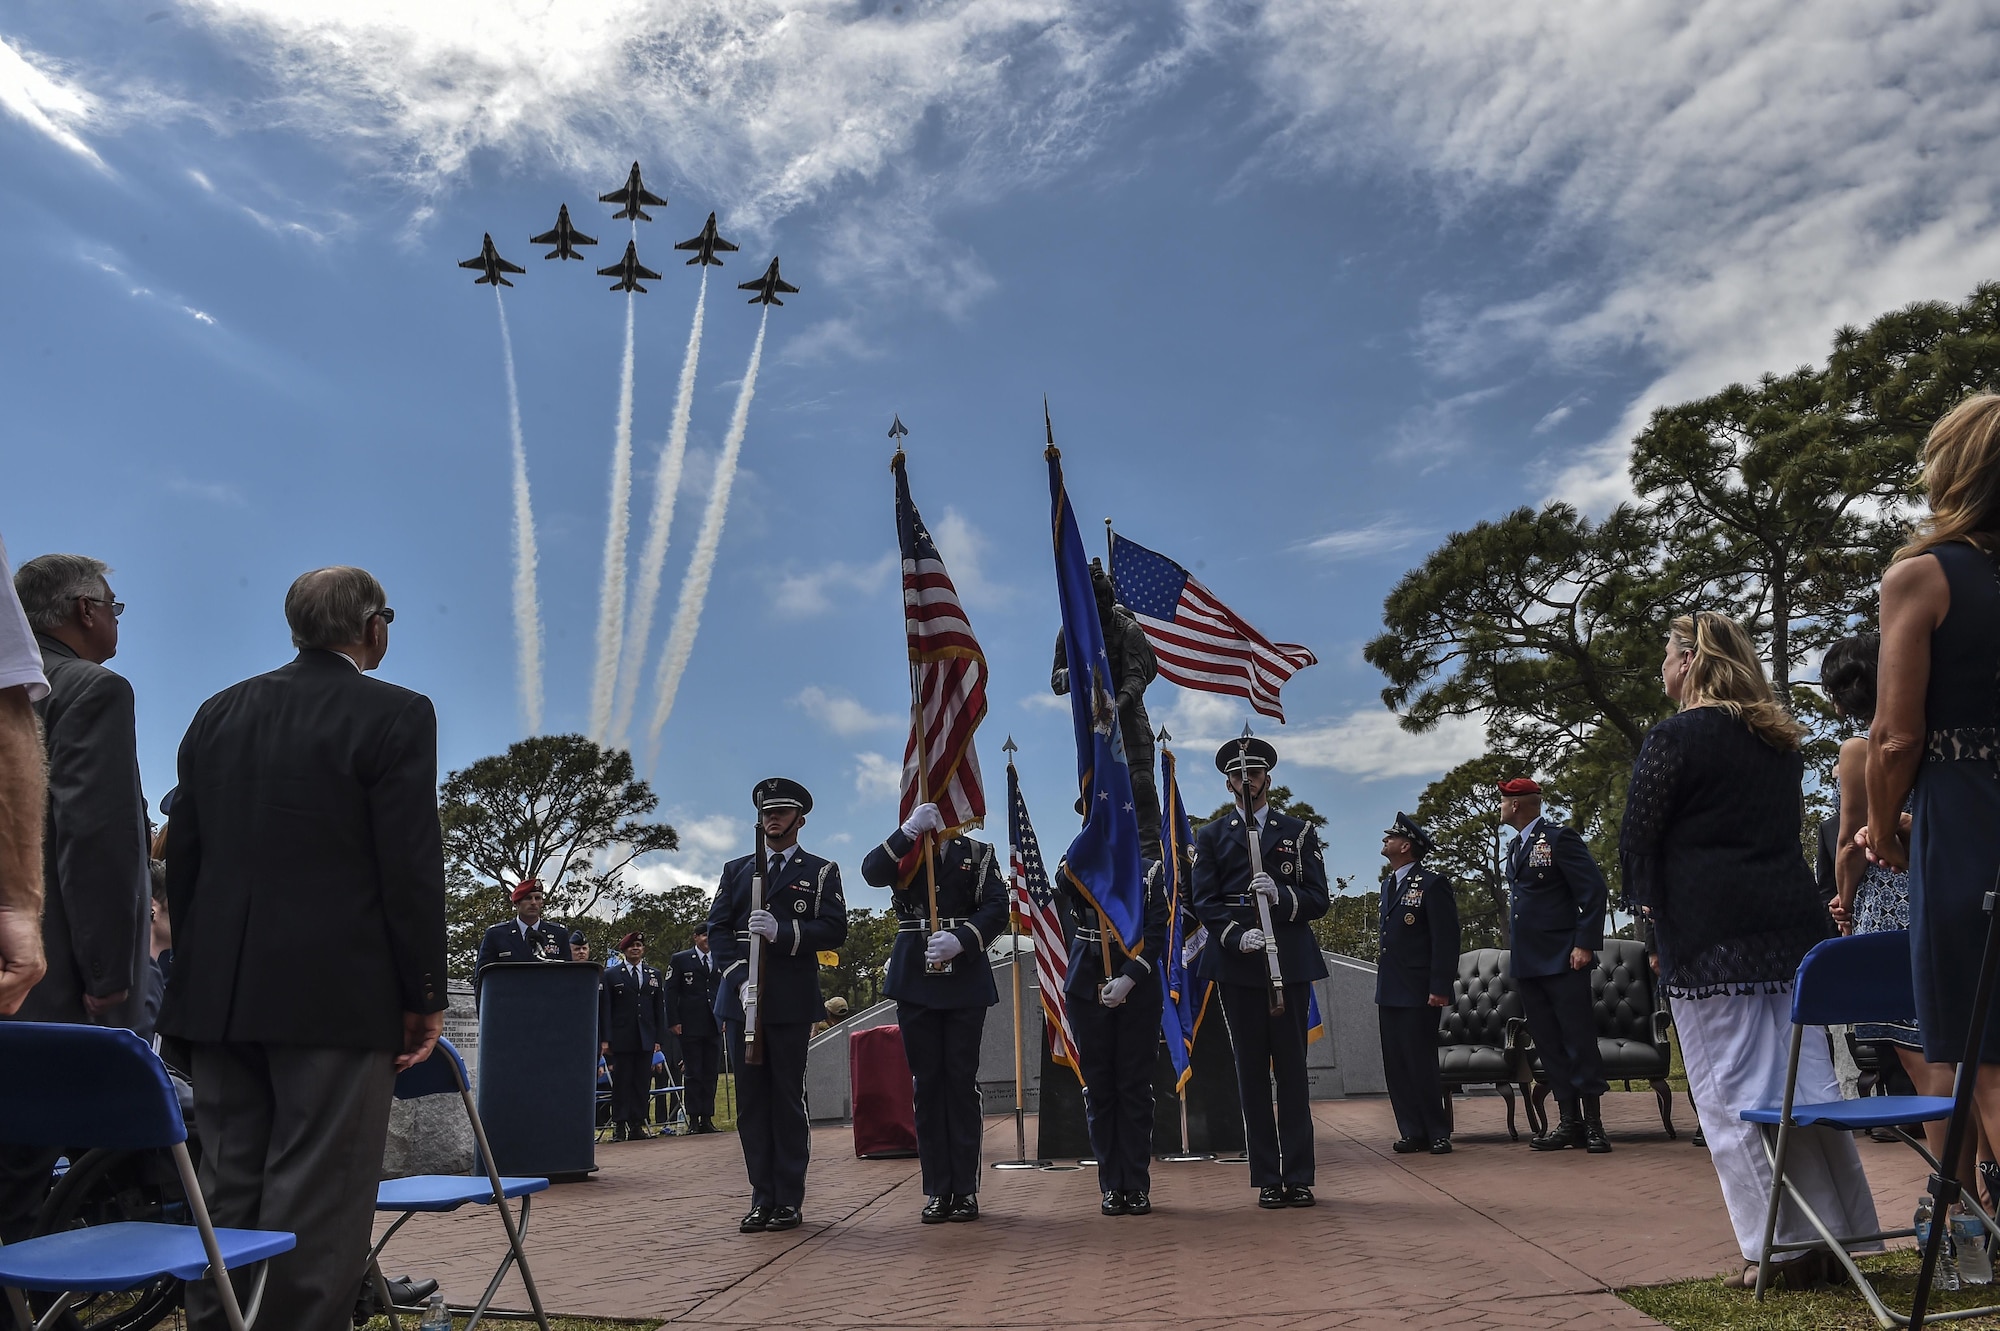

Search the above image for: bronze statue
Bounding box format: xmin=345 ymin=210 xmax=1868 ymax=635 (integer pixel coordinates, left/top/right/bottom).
xmin=1052 ymin=559 xmax=1162 ymax=863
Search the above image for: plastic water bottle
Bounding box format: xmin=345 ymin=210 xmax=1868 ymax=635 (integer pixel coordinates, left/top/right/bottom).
xmin=1917 ymin=1198 xmax=1962 ymax=1292
xmin=419 ymin=1291 xmax=451 ymax=1329
xmin=1954 ymin=1211 xmax=1993 ymax=1285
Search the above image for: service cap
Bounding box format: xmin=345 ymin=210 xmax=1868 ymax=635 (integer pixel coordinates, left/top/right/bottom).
xmin=752 ymin=776 xmax=814 ymax=814
xmin=1384 ymin=811 xmax=1436 ymax=856
xmin=1215 ymin=736 xmax=1278 ymax=776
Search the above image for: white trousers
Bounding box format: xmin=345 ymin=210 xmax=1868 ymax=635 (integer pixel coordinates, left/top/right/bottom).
xmin=1676 ymin=989 xmax=1882 ymax=1262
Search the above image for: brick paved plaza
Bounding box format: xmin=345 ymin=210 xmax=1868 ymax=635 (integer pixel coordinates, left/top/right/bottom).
xmin=381 ymin=1090 xmax=1933 ymax=1329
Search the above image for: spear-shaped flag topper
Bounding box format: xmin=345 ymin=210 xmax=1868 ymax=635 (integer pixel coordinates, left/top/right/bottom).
xmin=889 ymin=413 xmax=909 ymax=444
xmin=1003 ymin=734 xmax=1018 ymax=760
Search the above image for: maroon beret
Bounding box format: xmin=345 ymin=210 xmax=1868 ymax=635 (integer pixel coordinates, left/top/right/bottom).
xmin=509 ymin=878 xmax=543 ymax=904
xmin=617 ymin=932 xmax=644 ymax=951
xmin=1497 ymin=777 xmax=1542 ymax=796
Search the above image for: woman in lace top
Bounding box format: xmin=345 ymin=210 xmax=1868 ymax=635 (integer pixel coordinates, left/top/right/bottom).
xmin=1619 ymin=612 xmax=1871 ymax=1285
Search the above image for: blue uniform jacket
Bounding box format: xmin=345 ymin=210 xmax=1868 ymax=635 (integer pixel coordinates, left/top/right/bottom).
xmin=476 ymin=918 xmax=567 ymax=973
xmin=1507 ymin=819 xmax=1608 ymax=979
xmin=860 ymin=830 xmax=1009 ymax=1009
xmin=706 ymin=848 xmax=849 ymax=1026
xmin=1062 ymin=859 xmax=1169 ymax=998
xmin=664 ymin=946 xmax=723 ymax=1039
xmin=598 ymin=960 xmax=666 ymax=1052
xmin=1375 ymin=863 xmax=1461 ymax=1007
xmin=1192 ymin=806 xmax=1330 ymax=986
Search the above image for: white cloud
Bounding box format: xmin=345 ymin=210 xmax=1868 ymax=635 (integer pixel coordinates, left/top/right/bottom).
xmin=852 ymin=751 xmax=903 ymax=800
xmin=1154 ymin=689 xmax=1484 ymax=782
xmin=792 ymin=684 xmax=897 ymax=737
xmin=1294 ymin=516 xmax=1426 ymax=562
xmin=930 ymin=507 xmax=1013 ymax=608
xmin=1019 ymin=692 xmax=1069 ymax=714
xmin=779 ymin=316 xmax=883 ymax=366
xmin=770 ymin=551 xmax=896 ymax=618
xmin=0 ymin=38 xmax=106 ymax=168
xmin=167 ymin=475 xmax=245 ymax=506
xmin=627 ymin=810 xmax=742 ymax=895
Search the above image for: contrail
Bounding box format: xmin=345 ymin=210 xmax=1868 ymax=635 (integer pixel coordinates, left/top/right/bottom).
xmin=611 ymin=268 xmax=707 ymax=747
xmin=647 ymin=307 xmax=769 ymax=758
xmin=494 ymin=288 xmax=544 ymax=734
xmin=588 ymin=294 xmax=637 ymax=744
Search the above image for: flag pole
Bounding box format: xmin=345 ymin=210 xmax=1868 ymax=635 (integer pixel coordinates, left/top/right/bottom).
xmin=893 ymin=421 xmax=946 ymax=970
xmin=1103 ymin=517 xmax=1115 ymax=580
xmin=1157 ymin=734 xmax=1211 ymax=1164
xmin=993 ymin=737 xmax=1047 ymax=1170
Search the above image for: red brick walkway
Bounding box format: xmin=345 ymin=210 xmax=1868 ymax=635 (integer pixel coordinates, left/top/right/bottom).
xmin=377 ymin=1091 xmax=1931 ymax=1329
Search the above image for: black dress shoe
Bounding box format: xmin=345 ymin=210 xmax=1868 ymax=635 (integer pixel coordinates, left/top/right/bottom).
xmin=628 ymin=1124 xmax=654 ymax=1140
xmin=1100 ymin=1191 xmax=1128 ymax=1216
xmin=1583 ymin=1118 xmax=1613 ymax=1154
xmin=948 ymin=1194 xmax=979 ymax=1223
xmin=1125 ymin=1191 xmax=1152 ymax=1215
xmin=1392 ymin=1138 xmax=1430 ymax=1154
xmin=767 ymin=1206 xmax=802 ymax=1231
xmin=739 ymin=1205 xmax=772 ymax=1233
xmin=1429 ymin=1139 xmax=1453 ymax=1155
xmin=1530 ymin=1113 xmax=1586 ymax=1152
xmin=1284 ymin=1185 xmax=1315 ymax=1208
xmin=1257 ymin=1186 xmax=1287 ymax=1209
xmin=921 ymin=1195 xmax=952 ymax=1225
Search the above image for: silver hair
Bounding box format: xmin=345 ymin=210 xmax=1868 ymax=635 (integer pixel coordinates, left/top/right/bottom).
xmin=13 ymin=554 xmax=110 ymax=633
xmin=284 ymin=566 xmax=385 ymax=650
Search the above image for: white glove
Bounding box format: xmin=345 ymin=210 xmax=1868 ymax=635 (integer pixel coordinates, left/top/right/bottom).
xmin=748 ymin=909 xmax=779 ymax=941
xmin=1099 ymin=975 xmax=1135 ymax=1007
xmin=925 ymin=930 xmax=965 ymax=965
xmin=901 ymin=803 xmax=946 ymax=839
xmin=1251 ymin=871 xmax=1278 ymax=904
xmin=1238 ymin=928 xmax=1267 ymax=953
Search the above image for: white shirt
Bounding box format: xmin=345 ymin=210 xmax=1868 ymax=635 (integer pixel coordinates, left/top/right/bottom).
xmin=0 ymin=536 xmax=49 ymax=703
xmin=764 ymin=843 xmax=801 ymax=875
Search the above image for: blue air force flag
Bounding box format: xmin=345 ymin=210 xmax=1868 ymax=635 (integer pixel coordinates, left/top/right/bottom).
xmin=1159 ymin=746 xmax=1210 ymax=1091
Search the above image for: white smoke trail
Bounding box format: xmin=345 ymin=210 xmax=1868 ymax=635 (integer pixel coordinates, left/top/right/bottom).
xmin=611 ymin=268 xmax=708 ymax=748
xmin=588 ymin=294 xmax=637 ymax=744
xmin=646 ymin=308 xmax=769 ymax=758
xmin=494 ymin=288 xmax=544 ymax=734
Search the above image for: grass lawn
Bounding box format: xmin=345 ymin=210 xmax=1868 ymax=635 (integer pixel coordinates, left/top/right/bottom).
xmin=1622 ymin=1249 xmax=2000 ymax=1328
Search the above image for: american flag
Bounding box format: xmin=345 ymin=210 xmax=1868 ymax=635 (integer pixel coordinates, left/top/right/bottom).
xmin=893 ymin=451 xmax=987 ymax=880
xmin=1008 ymin=760 xmax=1081 ymax=1074
xmin=1110 ymin=531 xmax=1317 ymax=722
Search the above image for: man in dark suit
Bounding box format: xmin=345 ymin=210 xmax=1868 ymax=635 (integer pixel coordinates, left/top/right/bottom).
xmin=707 ymin=778 xmax=848 ymax=1234
xmin=1498 ymin=776 xmax=1611 ymax=1155
xmin=666 ymin=923 xmax=724 ymax=1133
xmin=1192 ymin=737 xmax=1329 ymax=1209
xmin=598 ymin=932 xmax=666 ymax=1141
xmin=161 ymin=566 xmax=447 ymax=1331
xmin=475 ymin=878 xmax=568 ymax=982
xmin=861 ymin=800 xmax=1008 ymax=1224
xmin=1375 ymin=812 xmax=1460 ymax=1155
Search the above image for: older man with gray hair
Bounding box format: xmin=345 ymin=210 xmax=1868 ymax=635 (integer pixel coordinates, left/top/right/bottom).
xmin=163 ymin=565 xmax=447 ymax=1331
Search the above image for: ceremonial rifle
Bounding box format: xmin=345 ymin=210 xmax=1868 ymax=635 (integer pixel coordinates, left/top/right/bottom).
xmin=743 ymin=819 xmax=768 ymax=1066
xmin=1234 ymin=730 xmax=1286 ymax=1016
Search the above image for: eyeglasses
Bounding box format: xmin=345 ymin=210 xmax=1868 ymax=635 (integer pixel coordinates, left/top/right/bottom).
xmin=79 ymin=596 xmax=125 ymax=619
xmin=370 ymin=607 xmax=396 ymax=624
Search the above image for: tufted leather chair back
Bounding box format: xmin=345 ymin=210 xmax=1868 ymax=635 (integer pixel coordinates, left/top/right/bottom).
xmin=1591 ymin=938 xmax=1662 ymax=1046
xmin=1439 ymin=949 xmax=1521 ymax=1049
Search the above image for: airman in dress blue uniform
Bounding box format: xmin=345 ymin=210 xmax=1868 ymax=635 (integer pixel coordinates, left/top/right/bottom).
xmin=1192 ymin=737 xmax=1330 ymax=1209
xmin=598 ymin=931 xmax=667 ymax=1141
xmin=1375 ymin=812 xmax=1460 ymax=1154
xmin=1498 ymin=777 xmax=1612 ymax=1154
xmin=707 ymin=778 xmax=849 ymax=1234
xmin=860 ymin=800 xmax=1008 ymax=1224
xmin=666 ymin=923 xmax=724 ymax=1134
xmin=474 ymin=880 xmax=568 ymax=1002
xmin=1062 ymin=855 xmax=1169 ymax=1216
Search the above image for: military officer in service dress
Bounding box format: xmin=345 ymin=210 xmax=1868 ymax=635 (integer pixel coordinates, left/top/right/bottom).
xmin=1192 ymin=737 xmax=1330 ymax=1209
xmin=707 ymin=778 xmax=849 ymax=1234
xmin=1376 ymin=813 xmax=1460 ymax=1154
xmin=599 ymin=931 xmax=667 ymax=1140
xmin=1063 ymin=854 xmax=1169 ymax=1216
xmin=666 ymin=922 xmax=725 ymax=1134
xmin=1498 ymin=776 xmax=1612 ymax=1154
xmin=860 ymin=800 xmax=1008 ymax=1224
xmin=474 ymin=878 xmax=568 ymax=998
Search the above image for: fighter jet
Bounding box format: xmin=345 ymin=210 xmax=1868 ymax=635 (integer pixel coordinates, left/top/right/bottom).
xmin=599 ymin=162 xmax=667 ymax=222
xmin=598 ymin=240 xmax=663 ymax=293
xmin=459 ymin=233 xmax=526 ymax=287
xmin=673 ymin=212 xmax=739 ymax=267
xmin=530 ymin=204 xmax=597 ymax=261
xmin=739 ymin=256 xmax=799 ymax=306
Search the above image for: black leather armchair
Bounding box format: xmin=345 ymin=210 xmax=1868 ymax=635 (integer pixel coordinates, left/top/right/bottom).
xmin=1526 ymin=937 xmax=1677 ymax=1138
xmin=1435 ymin=949 xmax=1536 ymax=1141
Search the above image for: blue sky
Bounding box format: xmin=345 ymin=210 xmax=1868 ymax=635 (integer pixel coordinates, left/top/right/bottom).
xmin=5 ymin=2 xmax=1998 ymax=912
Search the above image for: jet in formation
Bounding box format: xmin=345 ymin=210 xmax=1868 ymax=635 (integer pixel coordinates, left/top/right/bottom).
xmin=599 ymin=240 xmax=663 ymax=293
xmin=739 ymin=257 xmax=799 ymax=306
xmin=531 ymin=205 xmax=598 ymax=261
xmin=459 ymin=234 xmax=527 ymax=287
xmin=600 ymin=162 xmax=667 ymax=222
xmin=674 ymin=212 xmax=739 ymax=266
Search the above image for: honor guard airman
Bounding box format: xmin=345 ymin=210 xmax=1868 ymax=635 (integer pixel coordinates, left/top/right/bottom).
xmin=1375 ymin=813 xmax=1460 ymax=1154
xmin=1062 ymin=855 xmax=1169 ymax=1216
xmin=474 ymin=879 xmax=568 ymax=997
xmin=1498 ymin=777 xmax=1612 ymax=1154
xmin=1192 ymin=736 xmax=1329 ymax=1208
xmin=707 ymin=778 xmax=849 ymax=1233
xmin=666 ymin=922 xmax=725 ymax=1134
xmin=861 ymin=800 xmax=1008 ymax=1224
xmin=599 ymin=931 xmax=667 ymax=1141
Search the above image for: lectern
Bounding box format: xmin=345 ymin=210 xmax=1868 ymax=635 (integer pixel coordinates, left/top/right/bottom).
xmin=475 ymin=961 xmax=602 ymax=1181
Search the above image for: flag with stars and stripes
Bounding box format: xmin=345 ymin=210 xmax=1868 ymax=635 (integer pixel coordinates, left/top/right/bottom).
xmin=893 ymin=450 xmax=988 ymax=882
xmin=1008 ymin=760 xmax=1081 ymax=1075
xmin=1109 ymin=531 xmax=1317 ymax=722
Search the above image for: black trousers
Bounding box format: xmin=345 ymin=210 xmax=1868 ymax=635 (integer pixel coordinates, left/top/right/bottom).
xmin=683 ymin=1034 xmax=722 ymax=1122
xmin=609 ymin=1050 xmax=652 ymax=1126
xmin=727 ymin=1020 xmax=811 ymax=1210
xmin=1378 ymin=1005 xmax=1451 ymax=1143
xmin=1218 ymin=981 xmax=1315 ymax=1188
xmin=1069 ymin=975 xmax=1162 ymax=1194
xmin=1516 ymin=967 xmax=1607 ymax=1108
xmin=897 ymin=1002 xmax=988 ymax=1197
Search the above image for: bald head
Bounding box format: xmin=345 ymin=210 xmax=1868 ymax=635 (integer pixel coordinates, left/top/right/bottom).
xmin=285 ymin=566 xmax=391 ymax=669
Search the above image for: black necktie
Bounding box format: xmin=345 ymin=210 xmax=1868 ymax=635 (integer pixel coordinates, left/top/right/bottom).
xmin=769 ymin=853 xmax=784 ymax=883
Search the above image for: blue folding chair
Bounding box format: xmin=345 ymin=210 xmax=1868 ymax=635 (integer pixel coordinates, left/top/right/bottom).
xmin=1743 ymin=931 xmax=2000 ymax=1325
xmin=0 ymin=1023 xmax=294 ymax=1331
xmin=367 ymin=1037 xmax=551 ymax=1331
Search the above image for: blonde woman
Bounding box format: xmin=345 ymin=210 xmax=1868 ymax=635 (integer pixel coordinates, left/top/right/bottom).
xmin=1620 ymin=611 xmax=1873 ymax=1288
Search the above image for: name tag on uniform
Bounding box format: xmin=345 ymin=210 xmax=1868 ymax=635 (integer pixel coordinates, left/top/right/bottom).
xmin=1529 ymin=839 xmax=1554 ymax=869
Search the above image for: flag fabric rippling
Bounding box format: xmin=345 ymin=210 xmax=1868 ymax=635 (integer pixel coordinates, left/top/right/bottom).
xmin=1158 ymin=746 xmax=1211 ymax=1092
xmin=1008 ymin=761 xmax=1081 ymax=1076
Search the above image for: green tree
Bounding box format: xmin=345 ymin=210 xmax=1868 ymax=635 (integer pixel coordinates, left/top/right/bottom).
xmin=1315 ymin=884 xmax=1379 ymax=962
xmin=599 ymin=883 xmax=713 ymax=961
xmin=818 ymin=907 xmax=897 ymax=1012
xmin=1195 ymin=784 xmax=1327 ymax=832
xmin=1410 ymin=755 xmax=1523 ymax=950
